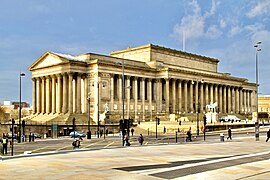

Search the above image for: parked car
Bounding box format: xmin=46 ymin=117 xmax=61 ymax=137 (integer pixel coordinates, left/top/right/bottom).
xmin=33 ymin=133 xmax=42 ymax=139
xmin=7 ymin=133 xmax=17 ymax=139
xmin=219 ymin=115 xmax=241 ymax=123
xmin=69 ymin=131 xmax=86 ymax=138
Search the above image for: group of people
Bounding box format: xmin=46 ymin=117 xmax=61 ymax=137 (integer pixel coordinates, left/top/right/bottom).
xmin=123 ymin=133 xmax=144 ymax=146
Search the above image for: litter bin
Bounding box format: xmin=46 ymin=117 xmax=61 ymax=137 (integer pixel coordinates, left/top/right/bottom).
xmin=220 ymin=133 xmax=224 ymax=142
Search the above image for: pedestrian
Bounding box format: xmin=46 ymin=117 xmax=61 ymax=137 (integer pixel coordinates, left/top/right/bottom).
xmin=131 ymin=128 xmax=134 ymax=136
xmin=105 ymin=128 xmax=108 ymax=136
xmin=266 ymin=128 xmax=270 ymax=142
xmin=163 ymin=126 xmax=166 ymax=134
xmin=1 ymin=135 xmax=8 ymax=154
xmin=124 ymin=135 xmax=130 ymax=146
xmin=227 ymin=128 xmax=232 ymax=140
xmin=186 ymin=127 xmax=192 ymax=142
xmin=138 ymin=134 xmax=144 ymax=145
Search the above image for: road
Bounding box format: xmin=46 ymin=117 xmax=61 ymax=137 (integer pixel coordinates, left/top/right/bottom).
xmin=1 ymin=127 xmax=270 ymax=179
xmin=2 ymin=126 xmax=269 ymax=157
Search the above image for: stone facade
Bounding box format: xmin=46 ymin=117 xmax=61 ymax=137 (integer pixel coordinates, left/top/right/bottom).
xmin=28 ymin=44 xmax=257 ymax=123
xmin=258 ymin=95 xmax=270 ymax=114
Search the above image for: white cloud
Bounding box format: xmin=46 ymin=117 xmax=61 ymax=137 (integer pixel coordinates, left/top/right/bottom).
xmin=206 ymin=25 xmax=223 ymax=39
xmin=219 ymin=19 xmax=227 ymax=29
xmin=228 ymin=25 xmax=243 ymax=37
xmin=247 ymin=0 xmax=270 ymax=18
xmin=173 ymin=0 xmax=221 ymax=42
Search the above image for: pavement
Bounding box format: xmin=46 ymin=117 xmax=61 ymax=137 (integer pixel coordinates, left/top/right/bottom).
xmin=1 ymin=129 xmax=270 ymax=180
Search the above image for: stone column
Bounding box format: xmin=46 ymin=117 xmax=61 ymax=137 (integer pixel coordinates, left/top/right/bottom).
xmin=190 ymin=81 xmax=193 ymax=113
xmin=200 ymin=82 xmax=204 ymax=113
xmin=41 ymin=76 xmax=46 ymax=114
xmin=239 ymin=89 xmax=243 ymax=113
xmin=134 ymin=77 xmax=138 ymax=119
xmin=178 ymin=80 xmax=182 ymax=113
xmin=32 ymin=78 xmax=36 ymax=114
xmin=126 ymin=76 xmax=131 ymax=118
xmin=51 ymin=75 xmax=56 ymax=114
xmin=195 ymin=81 xmax=198 ymax=113
xmin=228 ymin=86 xmax=231 ymax=113
xmin=172 ymin=79 xmax=176 ymax=113
xmin=223 ymin=86 xmax=227 ymax=113
xmin=210 ymin=84 xmax=213 ymax=104
xmin=165 ymin=78 xmax=170 ymax=114
xmin=148 ymin=79 xmax=152 ymax=115
xmin=46 ymin=76 xmax=51 ymax=114
xmin=184 ymin=80 xmax=188 ymax=113
xmin=235 ymin=87 xmax=239 ymax=114
xmin=219 ymin=85 xmax=223 ymax=113
xmin=142 ymin=78 xmax=145 ymax=120
xmin=118 ymin=75 xmax=122 ymax=114
xmin=250 ymin=91 xmax=254 ymax=113
xmin=36 ymin=77 xmax=41 ymax=114
xmin=62 ymin=73 xmax=68 ymax=114
xmin=110 ymin=74 xmax=114 ymax=112
xmin=68 ymin=73 xmax=73 ymax=113
xmin=231 ymin=87 xmax=235 ymax=113
xmin=57 ymin=74 xmax=62 ymax=114
xmin=76 ymin=73 xmax=82 ymax=114
xmin=84 ymin=75 xmax=88 ymax=113
xmin=243 ymin=90 xmax=247 ymax=113
xmin=247 ymin=90 xmax=250 ymax=113
xmin=205 ymin=83 xmax=209 ymax=106
xmin=159 ymin=79 xmax=163 ymax=112
xmin=214 ymin=84 xmax=218 ymax=106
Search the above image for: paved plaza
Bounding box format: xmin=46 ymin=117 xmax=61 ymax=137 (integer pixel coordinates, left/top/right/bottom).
xmin=1 ymin=131 xmax=270 ymax=180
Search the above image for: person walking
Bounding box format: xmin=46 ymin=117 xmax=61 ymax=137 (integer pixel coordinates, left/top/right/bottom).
xmin=227 ymin=128 xmax=232 ymax=140
xmin=138 ymin=134 xmax=144 ymax=145
xmin=186 ymin=127 xmax=192 ymax=142
xmin=2 ymin=135 xmax=8 ymax=154
xmin=266 ymin=128 xmax=270 ymax=142
xmin=131 ymin=128 xmax=134 ymax=136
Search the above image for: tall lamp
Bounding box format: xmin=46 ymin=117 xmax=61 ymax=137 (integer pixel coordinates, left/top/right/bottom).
xmin=87 ymin=92 xmax=91 ymax=139
xmin=116 ymin=60 xmax=125 ymax=146
xmin=19 ymin=72 xmax=25 ymax=143
xmin=254 ymin=41 xmax=262 ymax=141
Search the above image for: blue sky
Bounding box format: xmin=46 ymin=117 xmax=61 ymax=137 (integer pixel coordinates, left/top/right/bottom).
xmin=0 ymin=0 xmax=269 ymax=104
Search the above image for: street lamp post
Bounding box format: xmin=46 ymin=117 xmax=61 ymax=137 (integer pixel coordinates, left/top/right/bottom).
xmin=87 ymin=92 xmax=91 ymax=139
xmin=19 ymin=72 xmax=25 ymax=143
xmin=116 ymin=60 xmax=125 ymax=146
xmin=254 ymin=41 xmax=262 ymax=141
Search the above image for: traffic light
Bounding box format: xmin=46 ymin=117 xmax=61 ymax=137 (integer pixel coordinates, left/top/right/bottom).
xmin=22 ymin=120 xmax=25 ymax=128
xmin=157 ymin=118 xmax=160 ymax=125
xmin=203 ymin=115 xmax=207 ymax=126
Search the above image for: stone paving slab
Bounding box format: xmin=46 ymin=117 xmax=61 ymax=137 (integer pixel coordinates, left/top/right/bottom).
xmin=0 ymin=136 xmax=270 ymax=179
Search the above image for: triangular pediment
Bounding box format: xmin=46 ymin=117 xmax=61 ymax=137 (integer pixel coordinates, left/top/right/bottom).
xmin=28 ymin=52 xmax=69 ymax=71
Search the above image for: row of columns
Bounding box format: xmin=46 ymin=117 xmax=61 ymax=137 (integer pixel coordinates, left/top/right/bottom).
xmin=110 ymin=75 xmax=255 ymax=119
xmin=32 ymin=72 xmax=88 ymax=114
xmin=32 ymin=72 xmax=255 ymax=119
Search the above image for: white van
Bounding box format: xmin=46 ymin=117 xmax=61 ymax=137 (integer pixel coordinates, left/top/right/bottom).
xmin=219 ymin=115 xmax=241 ymax=123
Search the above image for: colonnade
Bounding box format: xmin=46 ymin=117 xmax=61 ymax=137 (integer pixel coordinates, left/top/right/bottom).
xmin=111 ymin=75 xmax=255 ymax=119
xmin=32 ymin=72 xmax=255 ymax=119
xmin=32 ymin=72 xmax=88 ymax=114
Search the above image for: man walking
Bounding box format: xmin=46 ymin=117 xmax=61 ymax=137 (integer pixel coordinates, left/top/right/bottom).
xmin=227 ymin=128 xmax=232 ymax=140
xmin=266 ymin=128 xmax=270 ymax=142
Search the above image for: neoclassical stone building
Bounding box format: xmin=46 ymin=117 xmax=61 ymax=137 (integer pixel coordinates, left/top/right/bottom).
xmin=28 ymin=44 xmax=257 ymax=123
